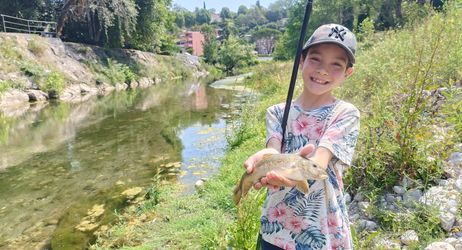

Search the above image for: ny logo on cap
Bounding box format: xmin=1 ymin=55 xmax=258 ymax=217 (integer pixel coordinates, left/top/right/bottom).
xmin=328 ymin=26 xmax=347 ymax=41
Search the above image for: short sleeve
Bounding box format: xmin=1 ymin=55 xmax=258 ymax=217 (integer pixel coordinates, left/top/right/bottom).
xmin=318 ymin=106 xmax=360 ymax=165
xmin=265 ymin=104 xmax=284 ymax=145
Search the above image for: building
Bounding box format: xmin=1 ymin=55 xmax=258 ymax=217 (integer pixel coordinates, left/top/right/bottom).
xmin=177 ymin=31 xmax=205 ymax=56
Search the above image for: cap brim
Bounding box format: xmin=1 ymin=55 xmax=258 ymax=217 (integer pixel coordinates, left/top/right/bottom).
xmin=304 ymin=39 xmax=355 ymax=64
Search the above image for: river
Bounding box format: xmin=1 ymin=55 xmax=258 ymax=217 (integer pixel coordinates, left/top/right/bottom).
xmin=0 ymin=76 xmax=252 ymax=249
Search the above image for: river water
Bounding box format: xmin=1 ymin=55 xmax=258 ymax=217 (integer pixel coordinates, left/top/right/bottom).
xmin=0 ymin=77 xmax=251 ymax=249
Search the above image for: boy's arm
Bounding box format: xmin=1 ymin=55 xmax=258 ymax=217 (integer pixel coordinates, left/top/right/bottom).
xmin=308 ymin=146 xmax=333 ymax=170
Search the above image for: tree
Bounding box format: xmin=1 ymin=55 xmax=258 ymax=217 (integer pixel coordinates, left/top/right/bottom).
xmin=195 ymin=8 xmax=211 ymax=24
xmin=183 ymin=11 xmax=196 ymax=27
xmin=217 ymin=36 xmax=257 ymax=75
xmin=237 ymin=5 xmax=248 ymax=16
xmin=57 ymin=0 xmax=138 ymax=47
xmin=132 ymin=0 xmax=174 ymax=53
xmin=252 ymin=28 xmax=281 ymax=54
xmin=174 ymin=12 xmax=185 ymax=28
xmin=220 ymin=7 xmax=231 ymax=20
xmin=219 ymin=20 xmax=238 ymax=40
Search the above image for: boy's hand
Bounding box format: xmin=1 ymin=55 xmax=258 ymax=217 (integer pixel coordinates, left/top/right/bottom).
xmin=243 ymin=148 xmax=280 ymax=190
xmin=259 ymin=144 xmax=315 ymax=191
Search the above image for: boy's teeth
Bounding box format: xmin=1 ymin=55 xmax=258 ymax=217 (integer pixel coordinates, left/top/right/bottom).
xmin=312 ymin=77 xmax=327 ymax=84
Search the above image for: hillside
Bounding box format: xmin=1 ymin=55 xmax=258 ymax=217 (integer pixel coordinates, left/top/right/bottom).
xmin=0 ymin=33 xmax=207 ymax=116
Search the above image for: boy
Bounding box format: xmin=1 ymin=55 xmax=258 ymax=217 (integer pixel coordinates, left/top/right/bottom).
xmin=244 ymin=24 xmax=360 ymax=249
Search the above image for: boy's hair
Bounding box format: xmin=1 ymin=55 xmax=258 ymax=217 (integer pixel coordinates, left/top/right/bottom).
xmin=301 ymin=24 xmax=357 ymax=68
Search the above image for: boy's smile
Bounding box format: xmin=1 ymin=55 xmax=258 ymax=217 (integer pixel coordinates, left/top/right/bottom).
xmin=310 ymin=76 xmax=329 ymax=85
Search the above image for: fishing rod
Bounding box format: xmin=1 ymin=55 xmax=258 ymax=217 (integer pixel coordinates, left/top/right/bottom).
xmin=280 ymin=0 xmax=314 ymax=152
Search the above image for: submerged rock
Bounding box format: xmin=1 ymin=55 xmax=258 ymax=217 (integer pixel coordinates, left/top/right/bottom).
xmin=121 ymin=187 xmax=143 ymax=200
xmin=75 ymin=204 xmax=105 ymax=232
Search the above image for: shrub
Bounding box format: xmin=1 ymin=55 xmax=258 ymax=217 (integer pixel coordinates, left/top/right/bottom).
xmin=27 ymin=38 xmax=46 ymax=56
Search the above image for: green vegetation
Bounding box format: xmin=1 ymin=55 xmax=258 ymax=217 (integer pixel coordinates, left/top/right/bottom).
xmin=89 ymin=58 xmax=137 ymax=86
xmin=92 ymin=4 xmax=462 ymax=249
xmin=27 ymin=38 xmax=46 ymax=55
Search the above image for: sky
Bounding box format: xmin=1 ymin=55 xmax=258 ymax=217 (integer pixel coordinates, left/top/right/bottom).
xmin=172 ymin=0 xmax=276 ymax=12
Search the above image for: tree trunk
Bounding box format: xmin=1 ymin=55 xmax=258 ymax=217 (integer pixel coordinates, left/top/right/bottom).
xmin=56 ymin=0 xmax=76 ymax=37
xmin=56 ymin=0 xmax=86 ymax=37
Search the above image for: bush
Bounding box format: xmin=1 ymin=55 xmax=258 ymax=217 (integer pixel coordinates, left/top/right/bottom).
xmin=27 ymin=38 xmax=46 ymax=56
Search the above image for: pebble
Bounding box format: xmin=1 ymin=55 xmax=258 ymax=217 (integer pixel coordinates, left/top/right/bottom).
xmin=393 ymin=185 xmax=406 ymax=194
xmin=401 ymin=230 xmax=419 ymax=246
xmin=425 ymin=242 xmax=455 ymax=250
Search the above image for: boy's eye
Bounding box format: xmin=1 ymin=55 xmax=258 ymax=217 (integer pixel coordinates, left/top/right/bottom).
xmin=309 ymin=57 xmax=320 ymax=62
xmin=332 ymin=62 xmax=344 ymax=68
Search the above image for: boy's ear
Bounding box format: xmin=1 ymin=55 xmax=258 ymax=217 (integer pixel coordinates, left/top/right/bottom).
xmin=345 ymin=67 xmax=354 ymax=77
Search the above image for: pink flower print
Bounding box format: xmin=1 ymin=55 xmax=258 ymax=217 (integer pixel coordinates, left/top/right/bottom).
xmin=283 ymin=215 xmax=309 ymax=234
xmin=274 ymin=237 xmax=296 ymax=250
xmin=305 ymin=118 xmax=323 ymax=139
xmin=292 ymin=116 xmax=311 ymax=135
xmin=268 ymin=203 xmax=292 ymax=223
xmin=321 ymin=212 xmax=341 ymax=234
xmin=324 ymin=128 xmax=343 ymax=142
xmin=330 ymin=226 xmax=351 ymax=250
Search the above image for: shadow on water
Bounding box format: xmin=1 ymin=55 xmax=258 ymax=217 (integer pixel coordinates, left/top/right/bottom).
xmin=0 ymin=77 xmax=251 ymax=249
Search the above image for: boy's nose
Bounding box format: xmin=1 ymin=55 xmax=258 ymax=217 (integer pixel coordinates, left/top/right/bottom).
xmin=316 ymin=69 xmax=329 ymax=76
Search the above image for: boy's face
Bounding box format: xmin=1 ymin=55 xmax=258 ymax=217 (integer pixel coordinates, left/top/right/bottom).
xmin=300 ymin=43 xmax=353 ymax=97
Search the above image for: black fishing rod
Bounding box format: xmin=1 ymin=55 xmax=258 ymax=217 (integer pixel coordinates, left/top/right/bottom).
xmin=280 ymin=0 xmax=314 ymax=152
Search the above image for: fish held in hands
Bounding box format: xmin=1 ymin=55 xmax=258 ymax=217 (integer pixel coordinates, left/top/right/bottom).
xmin=233 ymin=154 xmax=328 ymax=205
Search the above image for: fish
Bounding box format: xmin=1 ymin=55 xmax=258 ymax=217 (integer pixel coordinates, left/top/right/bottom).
xmin=233 ymin=154 xmax=328 ymax=205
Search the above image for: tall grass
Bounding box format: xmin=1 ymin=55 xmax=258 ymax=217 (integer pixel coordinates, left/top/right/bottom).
xmin=342 ymin=5 xmax=462 ymax=193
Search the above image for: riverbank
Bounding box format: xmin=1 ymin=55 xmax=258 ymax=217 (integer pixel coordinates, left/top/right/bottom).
xmin=92 ymin=6 xmax=462 ymax=249
xmin=0 ymin=33 xmax=213 ymax=117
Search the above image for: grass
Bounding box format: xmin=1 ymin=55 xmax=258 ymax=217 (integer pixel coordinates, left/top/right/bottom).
xmin=27 ymin=38 xmax=46 ymax=56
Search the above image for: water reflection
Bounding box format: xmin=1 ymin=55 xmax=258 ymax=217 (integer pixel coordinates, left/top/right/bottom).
xmin=0 ymin=79 xmax=237 ymax=249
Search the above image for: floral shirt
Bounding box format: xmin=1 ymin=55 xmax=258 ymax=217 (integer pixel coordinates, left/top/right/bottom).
xmin=261 ymin=100 xmax=360 ymax=250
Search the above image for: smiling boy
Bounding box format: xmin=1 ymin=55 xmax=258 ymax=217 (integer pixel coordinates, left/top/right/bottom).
xmin=244 ymin=24 xmax=360 ymax=249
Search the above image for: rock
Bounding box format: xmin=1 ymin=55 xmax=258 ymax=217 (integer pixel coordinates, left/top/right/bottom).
xmin=454 ymin=178 xmax=462 ymax=192
xmin=425 ymin=242 xmax=456 ymax=250
xmin=195 ymin=179 xmax=205 ymax=191
xmin=401 ymin=230 xmax=419 ymax=245
xmin=393 ymin=185 xmax=406 ymax=194
xmin=386 ymin=193 xmax=397 ymax=203
xmin=358 ymin=201 xmax=370 ymax=214
xmin=349 ymin=213 xmax=360 ymax=222
xmin=26 ymin=90 xmax=48 ymax=101
xmin=121 ymin=187 xmax=143 ymax=200
xmin=441 ymin=212 xmax=456 ymax=232
xmin=439 ymin=179 xmax=450 ymax=186
xmin=373 ymin=238 xmax=401 ymax=250
xmin=445 ymin=237 xmax=458 ymax=245
xmin=448 ymin=152 xmax=462 ymax=166
xmin=115 ymin=83 xmax=128 ymax=91
xmin=358 ymin=219 xmax=378 ymax=231
xmin=75 ymin=220 xmax=99 ymax=232
xmin=403 ymin=189 xmax=422 ymax=208
xmin=75 ymin=204 xmax=105 ymax=232
xmin=96 ymin=82 xmax=115 ymax=95
xmin=0 ymin=89 xmax=30 ymax=107
xmin=402 ymin=177 xmax=412 ymax=189
xmin=344 ymin=193 xmax=352 ymax=204
xmin=115 ymin=180 xmax=125 ymax=186
xmin=353 ymin=192 xmax=364 ymax=202
xmin=87 ymin=204 xmax=105 ymax=218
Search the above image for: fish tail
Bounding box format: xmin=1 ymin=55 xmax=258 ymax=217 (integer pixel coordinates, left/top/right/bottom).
xmin=233 ymin=183 xmax=242 ymax=205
